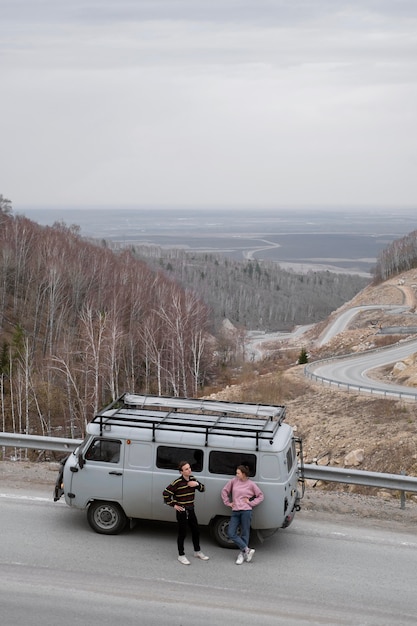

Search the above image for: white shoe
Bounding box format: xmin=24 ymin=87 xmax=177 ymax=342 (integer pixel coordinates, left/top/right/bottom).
xmin=235 ymin=552 xmax=244 ymax=565
xmin=178 ymin=555 xmax=190 ymax=565
xmin=194 ymin=551 xmax=209 ymax=560
xmin=245 ymin=548 xmax=255 ymax=562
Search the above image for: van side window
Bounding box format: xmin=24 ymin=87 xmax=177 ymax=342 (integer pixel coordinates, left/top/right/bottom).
xmin=156 ymin=446 xmax=203 ymax=472
xmin=85 ymin=439 xmax=121 ymax=463
xmin=209 ymin=451 xmax=257 ymax=476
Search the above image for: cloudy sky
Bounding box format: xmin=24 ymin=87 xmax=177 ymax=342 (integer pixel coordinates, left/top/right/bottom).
xmin=1 ymin=1 xmax=417 ymax=210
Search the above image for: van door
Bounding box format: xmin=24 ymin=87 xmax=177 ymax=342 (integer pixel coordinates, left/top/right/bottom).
xmin=69 ymin=438 xmax=124 ymax=508
xmin=121 ymin=441 xmax=154 ymax=519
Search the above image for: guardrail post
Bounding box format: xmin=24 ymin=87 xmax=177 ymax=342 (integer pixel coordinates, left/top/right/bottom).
xmin=400 ymin=470 xmax=406 ymax=509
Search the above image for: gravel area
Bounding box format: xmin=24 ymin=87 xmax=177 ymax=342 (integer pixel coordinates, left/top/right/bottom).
xmin=0 ymin=460 xmax=61 ymax=493
xmin=301 ymin=486 xmax=417 ymax=533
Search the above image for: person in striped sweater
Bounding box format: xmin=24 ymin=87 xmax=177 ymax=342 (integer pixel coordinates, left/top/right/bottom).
xmin=163 ymin=460 xmax=210 ymax=565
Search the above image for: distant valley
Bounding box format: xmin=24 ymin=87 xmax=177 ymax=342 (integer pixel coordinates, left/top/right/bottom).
xmin=18 ymin=206 xmax=417 ymax=277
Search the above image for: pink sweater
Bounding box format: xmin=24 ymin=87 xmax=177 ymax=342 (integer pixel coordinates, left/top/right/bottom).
xmin=221 ymin=477 xmax=264 ymax=511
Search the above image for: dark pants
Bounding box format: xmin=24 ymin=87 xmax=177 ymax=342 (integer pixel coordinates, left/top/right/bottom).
xmin=176 ymin=508 xmax=201 ymax=556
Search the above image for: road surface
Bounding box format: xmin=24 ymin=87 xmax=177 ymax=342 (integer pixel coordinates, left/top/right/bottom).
xmin=1 ymin=487 xmax=417 ymax=625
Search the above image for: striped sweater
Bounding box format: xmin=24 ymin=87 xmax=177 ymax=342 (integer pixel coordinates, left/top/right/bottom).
xmin=163 ymin=475 xmax=205 ymax=508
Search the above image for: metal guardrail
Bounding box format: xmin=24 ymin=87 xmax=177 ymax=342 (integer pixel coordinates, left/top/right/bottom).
xmin=303 ymin=463 xmax=417 ymax=494
xmin=1 ymin=433 xmax=417 ymax=500
xmin=0 ymin=432 xmax=82 ymax=453
xmin=304 ymin=358 xmax=417 ymax=402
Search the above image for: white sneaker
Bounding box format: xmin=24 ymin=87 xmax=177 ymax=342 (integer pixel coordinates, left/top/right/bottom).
xmin=245 ymin=548 xmax=255 ymax=562
xmin=178 ymin=555 xmax=190 ymax=565
xmin=194 ymin=551 xmax=209 ymax=560
xmin=235 ymin=552 xmax=244 ymax=565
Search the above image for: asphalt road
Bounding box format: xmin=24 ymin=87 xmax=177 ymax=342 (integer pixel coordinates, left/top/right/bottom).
xmin=316 ymin=305 xmax=410 ymax=348
xmin=309 ymin=339 xmax=417 ymax=399
xmin=1 ymin=488 xmax=417 ymax=625
xmin=310 ymin=304 xmax=417 ymax=398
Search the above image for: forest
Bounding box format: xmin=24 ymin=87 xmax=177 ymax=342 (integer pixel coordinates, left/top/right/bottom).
xmin=373 ymin=229 xmax=417 ymax=282
xmin=131 ymin=246 xmax=369 ymax=331
xmin=0 ymin=199 xmax=211 ymax=439
xmin=0 ymin=195 xmax=372 ymax=441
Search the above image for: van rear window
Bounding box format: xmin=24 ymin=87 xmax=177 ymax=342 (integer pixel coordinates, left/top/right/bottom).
xmin=156 ymin=446 xmax=203 ymax=472
xmin=209 ymin=451 xmax=257 ymax=476
xmin=286 ymin=442 xmax=295 ymax=472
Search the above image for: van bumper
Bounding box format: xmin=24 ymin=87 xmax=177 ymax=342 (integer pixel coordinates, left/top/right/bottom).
xmin=281 ymin=495 xmax=301 ymax=528
xmin=53 ymin=457 xmax=67 ymax=501
xmin=281 ymin=510 xmax=295 ymax=528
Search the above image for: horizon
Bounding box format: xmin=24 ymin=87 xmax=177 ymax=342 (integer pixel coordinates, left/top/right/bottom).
xmin=16 ymin=205 xmax=417 ymax=277
xmin=16 ymin=204 xmax=417 ymax=213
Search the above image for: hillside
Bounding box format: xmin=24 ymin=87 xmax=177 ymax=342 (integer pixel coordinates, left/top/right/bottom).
xmin=207 ymin=268 xmax=417 ymax=501
xmin=3 ymin=266 xmax=417 ymax=519
xmin=133 ymin=245 xmax=369 ymax=331
xmin=0 ymin=207 xmax=370 ymax=441
xmin=2 ymin=203 xmax=417 ymax=505
xmin=0 ymin=210 xmax=216 ymax=430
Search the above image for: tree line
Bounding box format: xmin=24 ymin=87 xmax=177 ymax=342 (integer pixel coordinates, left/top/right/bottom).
xmin=373 ymin=229 xmax=417 ymax=282
xmin=0 ymin=202 xmax=212 ymax=440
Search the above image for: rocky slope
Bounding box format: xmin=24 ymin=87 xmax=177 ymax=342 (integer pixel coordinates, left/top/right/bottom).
xmin=209 ymin=269 xmax=417 ymax=507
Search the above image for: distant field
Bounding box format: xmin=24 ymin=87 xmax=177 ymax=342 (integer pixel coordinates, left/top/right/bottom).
xmin=18 ymin=206 xmax=417 ymax=276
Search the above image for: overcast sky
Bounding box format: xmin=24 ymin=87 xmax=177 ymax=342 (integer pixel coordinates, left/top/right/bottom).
xmin=1 ymin=1 xmax=417 ymax=210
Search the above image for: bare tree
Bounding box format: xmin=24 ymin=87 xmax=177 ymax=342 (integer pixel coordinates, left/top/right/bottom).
xmin=79 ymin=304 xmax=108 ymax=416
xmin=103 ymin=308 xmax=125 ymax=401
xmin=50 ymin=349 xmax=89 ymax=437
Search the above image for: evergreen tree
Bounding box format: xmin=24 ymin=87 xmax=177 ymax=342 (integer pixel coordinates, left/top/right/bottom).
xmin=297 ymin=347 xmax=309 ymax=365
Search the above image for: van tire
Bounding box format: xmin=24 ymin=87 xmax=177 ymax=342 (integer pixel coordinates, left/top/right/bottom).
xmin=209 ymin=516 xmax=235 ymax=548
xmin=87 ymin=500 xmax=127 ymax=535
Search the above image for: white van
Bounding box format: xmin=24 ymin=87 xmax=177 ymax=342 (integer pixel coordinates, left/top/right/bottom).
xmin=54 ymin=393 xmax=304 ymax=547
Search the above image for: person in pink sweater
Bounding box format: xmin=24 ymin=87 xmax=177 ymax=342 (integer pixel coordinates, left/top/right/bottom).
xmin=221 ymin=464 xmax=264 ymax=564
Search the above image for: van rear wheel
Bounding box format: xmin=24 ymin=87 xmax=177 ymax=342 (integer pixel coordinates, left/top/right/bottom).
xmin=209 ymin=516 xmax=236 ymax=548
xmin=87 ymin=501 xmax=127 ymax=535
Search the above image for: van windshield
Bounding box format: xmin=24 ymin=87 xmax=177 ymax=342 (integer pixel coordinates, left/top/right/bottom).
xmin=85 ymin=438 xmax=121 ymax=463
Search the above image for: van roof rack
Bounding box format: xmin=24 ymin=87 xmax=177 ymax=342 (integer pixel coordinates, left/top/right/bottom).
xmin=92 ymin=393 xmax=287 ymax=450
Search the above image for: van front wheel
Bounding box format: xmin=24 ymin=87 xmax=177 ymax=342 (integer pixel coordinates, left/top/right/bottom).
xmin=87 ymin=501 xmax=127 ymax=535
xmin=209 ymin=516 xmax=235 ymax=548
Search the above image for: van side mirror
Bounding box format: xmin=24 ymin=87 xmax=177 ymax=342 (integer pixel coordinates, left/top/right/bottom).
xmin=78 ymin=453 xmax=85 ymax=469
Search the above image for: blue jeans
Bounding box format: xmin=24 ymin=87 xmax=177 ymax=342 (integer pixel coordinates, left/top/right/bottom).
xmin=228 ymin=510 xmax=252 ymax=551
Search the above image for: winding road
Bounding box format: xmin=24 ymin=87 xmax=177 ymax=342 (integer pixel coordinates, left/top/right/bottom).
xmin=310 ymin=291 xmax=417 ymax=399
xmin=316 ymin=305 xmax=410 ymax=348
xmin=307 ymin=338 xmax=417 ymax=400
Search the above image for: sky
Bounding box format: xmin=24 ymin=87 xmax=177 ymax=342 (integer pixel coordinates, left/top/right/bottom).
xmin=1 ymin=1 xmax=417 ymax=211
